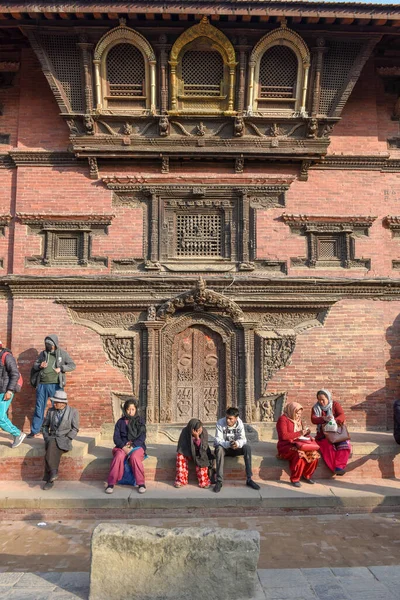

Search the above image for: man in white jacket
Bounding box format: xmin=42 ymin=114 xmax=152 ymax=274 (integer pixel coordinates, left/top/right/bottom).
xmin=213 ymin=406 xmax=260 ymax=493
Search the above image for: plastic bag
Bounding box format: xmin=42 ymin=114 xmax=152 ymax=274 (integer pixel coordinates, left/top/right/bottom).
xmin=323 ymin=417 xmax=338 ymax=432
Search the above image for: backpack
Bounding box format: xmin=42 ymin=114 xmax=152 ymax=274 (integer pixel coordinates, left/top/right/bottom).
xmin=0 ymin=350 xmax=23 ymax=393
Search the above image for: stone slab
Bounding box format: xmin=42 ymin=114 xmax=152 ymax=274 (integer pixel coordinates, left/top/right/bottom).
xmin=89 ymin=524 xmax=260 ymax=600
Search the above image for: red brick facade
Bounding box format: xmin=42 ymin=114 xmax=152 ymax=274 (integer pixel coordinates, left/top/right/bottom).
xmin=1 ymin=5 xmax=400 ymax=433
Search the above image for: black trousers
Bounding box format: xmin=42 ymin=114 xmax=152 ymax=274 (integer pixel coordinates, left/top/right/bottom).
xmin=215 ymin=443 xmax=253 ymax=483
xmin=43 ymin=438 xmax=66 ymax=482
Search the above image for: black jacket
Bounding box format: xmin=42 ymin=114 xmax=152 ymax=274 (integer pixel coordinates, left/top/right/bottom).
xmin=0 ymin=349 xmax=20 ymax=394
xmin=394 ymin=399 xmax=400 ymax=445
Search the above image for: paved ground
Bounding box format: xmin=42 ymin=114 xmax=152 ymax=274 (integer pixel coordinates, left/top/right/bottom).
xmin=0 ymin=567 xmax=399 ymax=599
xmin=0 ymin=513 xmax=400 ymax=571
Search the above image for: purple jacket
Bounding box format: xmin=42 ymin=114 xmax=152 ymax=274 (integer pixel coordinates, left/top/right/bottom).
xmin=113 ymin=417 xmax=146 ymax=452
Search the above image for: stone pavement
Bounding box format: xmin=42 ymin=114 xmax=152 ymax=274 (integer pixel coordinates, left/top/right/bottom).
xmin=0 ymin=567 xmax=399 ymax=600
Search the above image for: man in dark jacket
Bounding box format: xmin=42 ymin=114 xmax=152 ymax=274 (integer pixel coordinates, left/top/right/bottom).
xmin=0 ymin=342 xmax=26 ymax=448
xmin=29 ymin=334 xmax=76 ymax=438
xmin=42 ymin=389 xmax=79 ymax=490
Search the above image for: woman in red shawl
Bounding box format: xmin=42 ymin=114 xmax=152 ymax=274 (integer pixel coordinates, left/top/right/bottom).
xmin=276 ymin=402 xmax=319 ymax=487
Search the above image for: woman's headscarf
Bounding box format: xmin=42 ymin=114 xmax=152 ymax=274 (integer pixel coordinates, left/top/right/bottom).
xmin=313 ymin=389 xmax=333 ymax=433
xmin=123 ymin=399 xmax=146 ymax=443
xmin=284 ymin=402 xmax=303 ymax=432
xmin=176 ymin=418 xmax=211 ymax=468
xmin=313 ymin=389 xmax=333 ymax=417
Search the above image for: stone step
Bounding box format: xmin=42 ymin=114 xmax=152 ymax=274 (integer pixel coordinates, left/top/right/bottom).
xmin=0 ymin=431 xmax=399 ymax=481
xmin=1 ymin=479 xmax=400 ymax=519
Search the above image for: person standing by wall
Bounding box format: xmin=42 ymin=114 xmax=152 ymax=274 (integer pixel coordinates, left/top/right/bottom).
xmin=29 ymin=334 xmax=76 ymax=438
xmin=0 ymin=341 xmax=26 ymax=448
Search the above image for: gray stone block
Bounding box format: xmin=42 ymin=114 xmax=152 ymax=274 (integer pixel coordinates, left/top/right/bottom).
xmin=0 ymin=573 xmax=23 ymax=587
xmin=89 ymin=524 xmax=260 ymax=600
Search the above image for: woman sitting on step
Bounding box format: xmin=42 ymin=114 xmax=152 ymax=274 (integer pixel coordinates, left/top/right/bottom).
xmin=276 ymin=402 xmax=320 ymax=487
xmin=105 ymin=399 xmax=147 ymax=495
xmin=175 ymin=419 xmax=213 ymax=489
xmin=311 ymin=389 xmax=351 ymax=476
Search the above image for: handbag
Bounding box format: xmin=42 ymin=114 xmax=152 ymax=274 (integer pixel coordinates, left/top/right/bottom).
xmin=294 ymin=438 xmax=320 ymax=452
xmin=323 ymin=424 xmax=350 ymax=444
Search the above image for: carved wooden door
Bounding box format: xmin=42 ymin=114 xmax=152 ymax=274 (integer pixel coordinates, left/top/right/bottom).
xmin=172 ymin=325 xmax=223 ymax=423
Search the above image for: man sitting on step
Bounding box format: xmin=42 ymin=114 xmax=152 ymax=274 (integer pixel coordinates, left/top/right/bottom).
xmin=41 ymin=390 xmax=79 ymax=490
xmin=213 ymin=406 xmax=260 ymax=493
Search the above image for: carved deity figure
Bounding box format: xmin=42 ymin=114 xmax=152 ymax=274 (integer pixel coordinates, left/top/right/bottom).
xmin=159 ymin=115 xmax=169 ymax=137
xmin=84 ymin=115 xmax=95 ymax=135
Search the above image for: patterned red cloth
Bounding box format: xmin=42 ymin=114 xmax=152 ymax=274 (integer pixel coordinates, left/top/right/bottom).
xmin=175 ymin=452 xmax=210 ymax=488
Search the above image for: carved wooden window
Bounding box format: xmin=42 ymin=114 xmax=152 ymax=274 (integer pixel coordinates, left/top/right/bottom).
xmin=94 ymin=24 xmax=157 ymax=114
xmin=169 ymin=17 xmax=237 ymax=116
xmin=176 ymin=213 xmax=223 ymax=258
xmin=181 ymin=50 xmax=224 ymax=99
xmin=21 ymin=217 xmax=112 ymax=268
xmin=282 ymin=215 xmax=375 ymax=270
xmin=248 ymin=26 xmax=310 ymax=116
xmin=54 ymin=233 xmax=82 ymax=263
xmin=259 ymin=46 xmax=298 ymax=107
xmin=105 ymin=43 xmax=146 ymax=109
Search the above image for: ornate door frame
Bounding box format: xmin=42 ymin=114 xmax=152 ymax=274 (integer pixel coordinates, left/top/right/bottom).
xmin=159 ymin=312 xmax=238 ymax=423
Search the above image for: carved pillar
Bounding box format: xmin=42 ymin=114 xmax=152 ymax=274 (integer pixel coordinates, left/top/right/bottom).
xmin=300 ymin=62 xmax=310 ymax=115
xmin=158 ymin=36 xmax=169 ymax=114
xmin=169 ymin=61 xmax=178 ymax=111
xmin=77 ymin=40 xmax=94 ymax=113
xmin=227 ymin=64 xmax=236 ymax=113
xmin=311 ymin=39 xmax=327 ymax=117
xmin=237 ymin=39 xmax=247 ymax=114
xmin=93 ymin=59 xmax=102 ymax=110
xmin=142 ymin=319 xmax=165 ymax=424
xmin=239 ymin=190 xmax=250 ymax=267
xmin=241 ymin=322 xmax=257 ymax=423
xmin=149 ymin=60 xmax=156 ymax=114
xmin=247 ymin=60 xmax=255 ymax=114
xmin=150 ymin=192 xmax=159 ymax=264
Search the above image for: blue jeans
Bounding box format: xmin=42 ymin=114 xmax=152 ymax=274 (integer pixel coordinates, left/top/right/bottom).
xmin=0 ymin=392 xmax=20 ymax=437
xmin=31 ymin=383 xmax=61 ymax=434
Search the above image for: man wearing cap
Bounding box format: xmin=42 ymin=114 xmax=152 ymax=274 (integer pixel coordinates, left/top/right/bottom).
xmin=29 ymin=334 xmax=76 ymax=438
xmin=42 ymin=389 xmax=79 ymax=490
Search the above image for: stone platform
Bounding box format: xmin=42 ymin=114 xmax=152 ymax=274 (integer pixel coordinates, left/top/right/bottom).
xmin=0 ymin=430 xmax=398 ymax=482
xmin=0 ymin=478 xmax=400 ymax=520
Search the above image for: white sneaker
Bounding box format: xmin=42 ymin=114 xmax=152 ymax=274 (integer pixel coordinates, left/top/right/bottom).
xmin=138 ymin=485 xmax=147 ymax=494
xmin=11 ymin=432 xmax=26 ymax=449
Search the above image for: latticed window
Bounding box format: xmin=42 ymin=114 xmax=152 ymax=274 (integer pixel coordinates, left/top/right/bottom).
xmin=54 ymin=234 xmax=81 ymax=262
xmin=106 ymin=43 xmax=145 ymax=98
xmin=181 ymin=50 xmax=224 ymax=97
xmin=317 ymin=236 xmax=343 ymax=261
xmin=176 ymin=213 xmax=223 ymax=257
xmin=259 ymin=46 xmax=298 ymax=99
xmin=319 ymin=40 xmax=363 ymax=115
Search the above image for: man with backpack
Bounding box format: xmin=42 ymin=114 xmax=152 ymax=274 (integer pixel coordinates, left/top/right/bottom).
xmin=0 ymin=341 xmax=26 ymax=448
xmin=29 ymin=334 xmax=76 ymax=438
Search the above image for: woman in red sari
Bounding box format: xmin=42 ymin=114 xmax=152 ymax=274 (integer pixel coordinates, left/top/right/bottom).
xmin=311 ymin=389 xmax=351 ymax=476
xmin=276 ymin=402 xmax=319 ymax=487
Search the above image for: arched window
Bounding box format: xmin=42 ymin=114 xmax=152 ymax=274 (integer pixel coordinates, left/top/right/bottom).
xmin=105 ymin=43 xmax=146 ymax=105
xmin=248 ymin=25 xmax=310 ymax=116
xmin=169 ymin=17 xmax=237 ymax=116
xmin=94 ymin=23 xmax=156 ymax=114
xmin=259 ymin=46 xmax=298 ymax=103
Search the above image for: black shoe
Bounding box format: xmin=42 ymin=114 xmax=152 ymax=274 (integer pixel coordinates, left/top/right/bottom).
xmin=43 ymin=482 xmax=54 ymax=491
xmin=27 ymin=433 xmax=36 ymax=439
xmin=246 ymin=479 xmax=260 ymax=490
xmin=335 ymin=468 xmax=346 ymax=476
xmin=303 ymin=478 xmax=315 ymax=484
xmin=49 ymin=471 xmax=58 ymax=483
xmin=292 ymin=481 xmax=301 ymax=488
xmin=214 ymin=482 xmax=222 ymax=493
